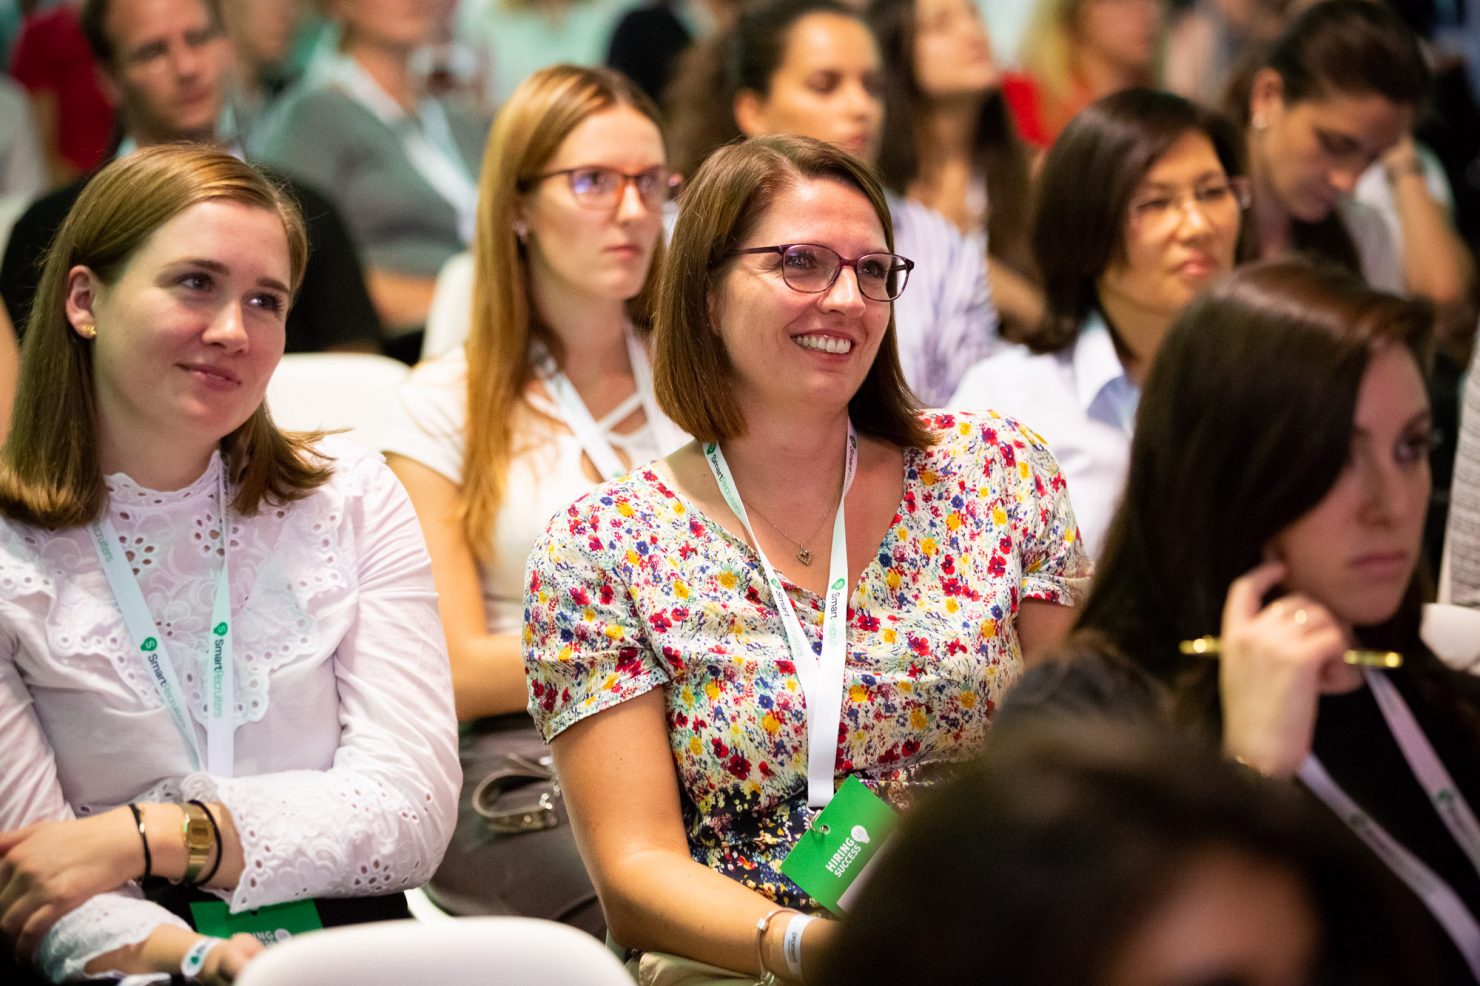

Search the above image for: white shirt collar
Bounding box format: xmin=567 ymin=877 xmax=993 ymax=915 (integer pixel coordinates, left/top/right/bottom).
xmin=1072 ymin=311 xmax=1140 ymax=436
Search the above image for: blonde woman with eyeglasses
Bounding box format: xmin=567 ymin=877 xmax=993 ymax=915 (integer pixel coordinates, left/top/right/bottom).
xmin=951 ymin=89 xmax=1246 ymax=558
xmin=381 ymin=64 xmax=685 ymax=931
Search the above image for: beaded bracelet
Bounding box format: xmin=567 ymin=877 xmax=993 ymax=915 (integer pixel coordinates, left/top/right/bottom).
xmin=126 ymin=802 xmax=152 ymax=880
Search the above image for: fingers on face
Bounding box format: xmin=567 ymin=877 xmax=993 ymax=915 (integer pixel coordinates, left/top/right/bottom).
xmin=1227 ymin=560 xmax=1288 ymax=620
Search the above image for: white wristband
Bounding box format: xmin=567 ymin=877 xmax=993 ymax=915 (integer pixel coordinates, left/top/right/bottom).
xmin=180 ymin=936 xmax=224 ymax=981
xmin=782 ymin=913 xmax=815 ymax=980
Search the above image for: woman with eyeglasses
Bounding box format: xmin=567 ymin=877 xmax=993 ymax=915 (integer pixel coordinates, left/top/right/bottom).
xmin=951 ymin=89 xmax=1245 ymax=557
xmin=381 ymin=65 xmax=684 ymax=932
xmin=665 ymin=0 xmax=1000 ymax=408
xmin=523 ymin=134 xmax=1089 ymax=982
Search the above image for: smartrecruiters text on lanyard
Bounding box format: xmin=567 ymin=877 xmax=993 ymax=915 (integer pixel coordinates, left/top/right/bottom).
xmin=90 ymin=468 xmax=235 ymax=777
xmin=704 ymin=425 xmax=900 ymax=914
xmin=1300 ymin=670 xmax=1480 ymax=979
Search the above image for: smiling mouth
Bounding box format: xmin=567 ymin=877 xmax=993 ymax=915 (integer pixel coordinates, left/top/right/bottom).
xmin=794 ymin=334 xmax=853 ymax=355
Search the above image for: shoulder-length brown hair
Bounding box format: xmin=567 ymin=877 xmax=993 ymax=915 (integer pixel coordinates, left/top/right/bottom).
xmin=0 ymin=144 xmax=325 ymax=529
xmin=461 ymin=64 xmax=667 ymax=561
xmin=654 ymin=133 xmax=931 ymax=449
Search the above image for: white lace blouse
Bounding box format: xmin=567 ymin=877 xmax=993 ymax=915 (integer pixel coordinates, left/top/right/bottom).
xmin=0 ymin=438 xmax=460 ymax=981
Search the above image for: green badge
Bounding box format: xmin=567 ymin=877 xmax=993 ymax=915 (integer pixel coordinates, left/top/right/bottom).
xmin=214 ymin=622 xmax=229 ymax=635
xmin=140 ymin=637 xmax=158 ymax=652
xmin=189 ymin=899 xmax=324 ymax=945
xmin=780 ymin=776 xmax=899 ymax=915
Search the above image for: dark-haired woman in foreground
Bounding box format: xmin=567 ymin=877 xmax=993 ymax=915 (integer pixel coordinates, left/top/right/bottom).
xmin=1037 ymin=259 xmax=1480 ymax=982
xmin=817 ymin=720 xmax=1430 ymax=985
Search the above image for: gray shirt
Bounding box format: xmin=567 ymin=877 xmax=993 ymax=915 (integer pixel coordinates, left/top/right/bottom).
xmin=253 ymin=81 xmax=488 ymax=279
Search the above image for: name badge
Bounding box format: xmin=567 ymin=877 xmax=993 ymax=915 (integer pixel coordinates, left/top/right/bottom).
xmin=189 ymin=899 xmax=324 ymax=944
xmin=780 ymin=776 xmax=899 ymax=914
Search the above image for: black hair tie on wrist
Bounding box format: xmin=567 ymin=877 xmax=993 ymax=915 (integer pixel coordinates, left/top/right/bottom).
xmin=127 ymin=802 xmax=152 ymax=880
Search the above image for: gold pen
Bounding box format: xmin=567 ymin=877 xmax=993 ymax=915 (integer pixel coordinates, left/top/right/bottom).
xmin=1178 ymin=635 xmax=1403 ymax=669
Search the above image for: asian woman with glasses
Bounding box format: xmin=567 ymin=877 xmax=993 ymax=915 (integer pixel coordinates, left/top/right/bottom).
xmin=381 ymin=64 xmax=687 ymax=932
xmin=951 ymin=89 xmax=1246 ymax=557
xmin=522 ymin=133 xmax=1089 ymax=982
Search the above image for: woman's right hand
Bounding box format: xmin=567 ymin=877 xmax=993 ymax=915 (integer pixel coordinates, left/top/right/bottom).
xmin=0 ymin=810 xmax=144 ymax=956
xmin=1218 ymin=561 xmax=1354 ymax=777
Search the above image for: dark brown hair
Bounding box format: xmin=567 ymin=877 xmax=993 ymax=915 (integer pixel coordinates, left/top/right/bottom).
xmin=665 ymin=0 xmax=861 ymax=180
xmin=866 ymin=0 xmax=1035 ymax=278
xmin=0 ymin=144 xmax=326 ymax=529
xmin=1229 ymin=0 xmax=1430 ymax=128
xmin=653 ymin=134 xmax=930 ymax=448
xmin=1074 ymin=258 xmax=1456 ymax=736
xmin=817 ymin=718 xmax=1426 ymax=984
xmin=82 ymin=0 xmax=224 ymax=67
xmin=1225 ymin=0 xmax=1430 ymax=278
xmin=1027 ymin=88 xmax=1243 ymax=354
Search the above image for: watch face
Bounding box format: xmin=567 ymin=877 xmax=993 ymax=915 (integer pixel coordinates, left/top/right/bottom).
xmin=186 ymin=814 xmax=214 ymax=851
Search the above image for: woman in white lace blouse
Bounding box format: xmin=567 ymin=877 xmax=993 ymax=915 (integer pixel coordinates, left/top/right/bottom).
xmin=0 ymin=146 xmax=459 ymax=984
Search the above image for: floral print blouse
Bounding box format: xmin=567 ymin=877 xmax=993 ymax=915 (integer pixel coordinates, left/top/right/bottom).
xmin=523 ymin=412 xmax=1090 ymax=908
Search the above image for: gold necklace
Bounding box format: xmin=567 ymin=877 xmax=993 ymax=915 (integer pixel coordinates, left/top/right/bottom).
xmin=745 ymin=500 xmax=833 ymax=566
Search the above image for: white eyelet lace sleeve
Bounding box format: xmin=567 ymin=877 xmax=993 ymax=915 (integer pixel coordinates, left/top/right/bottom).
xmin=1 ymin=655 xmax=189 ymax=983
xmin=3 ymin=441 xmax=459 ymax=979
xmin=180 ymin=448 xmax=460 ymax=911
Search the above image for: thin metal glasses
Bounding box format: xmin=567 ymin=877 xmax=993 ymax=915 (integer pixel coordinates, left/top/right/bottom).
xmin=526 ymin=166 xmax=680 ymax=211
xmin=731 ymin=243 xmax=914 ymax=302
xmin=1128 ymin=177 xmax=1252 ymax=235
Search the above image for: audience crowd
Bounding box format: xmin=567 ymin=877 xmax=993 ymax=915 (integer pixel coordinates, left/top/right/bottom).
xmin=2 ymin=0 xmax=1479 ymax=983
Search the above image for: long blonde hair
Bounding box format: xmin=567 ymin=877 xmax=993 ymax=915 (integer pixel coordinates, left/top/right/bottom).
xmin=0 ymin=145 xmax=328 ymax=529
xmin=1019 ymin=0 xmax=1083 ymax=132
xmin=461 ymin=65 xmax=666 ymax=560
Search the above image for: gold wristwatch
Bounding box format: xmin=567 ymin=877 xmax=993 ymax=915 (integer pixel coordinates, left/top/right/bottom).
xmin=180 ymin=801 xmax=214 ymax=885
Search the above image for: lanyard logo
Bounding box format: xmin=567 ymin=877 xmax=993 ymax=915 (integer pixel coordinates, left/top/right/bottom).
xmin=140 ymin=636 xmax=158 ymax=652
xmin=214 ymin=622 xmax=228 ymax=636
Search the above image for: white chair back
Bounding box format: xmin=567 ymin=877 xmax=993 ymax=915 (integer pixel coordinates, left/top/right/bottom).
xmin=1421 ymin=602 xmax=1480 ymax=674
xmin=233 ymin=916 xmax=632 ymax=986
xmin=266 ymin=353 xmax=411 ymax=450
xmin=422 ymin=251 xmax=475 ymax=361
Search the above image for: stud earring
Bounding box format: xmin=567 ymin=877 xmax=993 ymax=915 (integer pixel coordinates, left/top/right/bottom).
xmin=513 ymin=221 xmax=529 ymax=243
xmin=1252 ymin=115 xmax=1267 ymax=132
xmin=76 ymin=323 xmax=97 ymax=340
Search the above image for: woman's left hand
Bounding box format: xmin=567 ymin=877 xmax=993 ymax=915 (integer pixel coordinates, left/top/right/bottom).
xmin=0 ymin=809 xmax=142 ymax=958
xmin=199 ymin=933 xmax=265 ymax=985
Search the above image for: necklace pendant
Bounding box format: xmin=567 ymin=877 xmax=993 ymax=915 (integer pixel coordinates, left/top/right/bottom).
xmin=797 ymin=548 xmax=813 ymax=566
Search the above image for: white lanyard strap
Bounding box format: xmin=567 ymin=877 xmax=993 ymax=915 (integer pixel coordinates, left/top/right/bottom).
xmin=535 ymin=326 xmax=686 ymax=481
xmin=1367 ymin=670 xmax=1480 ymax=864
xmin=90 ymin=468 xmax=236 ymax=776
xmin=704 ymin=424 xmax=858 ymax=808
xmin=1298 ymin=672 xmax=1480 ymax=977
xmin=623 ymin=328 xmax=689 ymax=455
xmin=330 ymin=54 xmax=478 ymax=243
